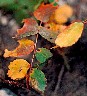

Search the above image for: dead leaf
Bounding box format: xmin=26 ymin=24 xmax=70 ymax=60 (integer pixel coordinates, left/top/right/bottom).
xmin=39 ymin=26 xmax=59 ymax=43
xmin=4 ymin=39 xmax=34 ymax=57
xmin=7 ymin=59 xmax=30 ymax=80
xmin=16 ymin=18 xmax=38 ymax=36
xmin=50 ymin=4 xmax=73 ymax=24
xmin=55 ymin=22 xmax=84 ymax=47
xmin=34 ymin=3 xmax=58 ymax=22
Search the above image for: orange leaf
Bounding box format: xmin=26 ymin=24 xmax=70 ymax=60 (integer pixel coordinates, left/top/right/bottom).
xmin=49 ymin=4 xmax=73 ymax=24
xmin=34 ymin=3 xmax=58 ymax=22
xmin=7 ymin=59 xmax=30 ymax=80
xmin=55 ymin=22 xmax=84 ymax=47
xmin=17 ymin=18 xmax=38 ymax=36
xmin=44 ymin=22 xmax=66 ymax=32
xmin=4 ymin=39 xmax=34 ymax=57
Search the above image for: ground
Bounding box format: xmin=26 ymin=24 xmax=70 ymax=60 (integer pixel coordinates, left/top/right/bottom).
xmin=0 ymin=0 xmax=87 ymax=96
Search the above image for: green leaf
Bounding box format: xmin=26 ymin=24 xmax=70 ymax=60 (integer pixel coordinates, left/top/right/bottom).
xmin=14 ymin=9 xmax=30 ymax=24
xmin=30 ymin=68 xmax=47 ymax=93
xmin=39 ymin=27 xmax=59 ymax=43
xmin=18 ymin=0 xmax=43 ymax=12
xmin=0 ymin=0 xmax=14 ymax=6
xmin=53 ymin=2 xmax=58 ymax=6
xmin=49 ymin=0 xmax=54 ymax=3
xmin=35 ymin=48 xmax=53 ymax=63
xmin=34 ymin=62 xmax=47 ymax=69
xmin=4 ymin=3 xmax=19 ymax=11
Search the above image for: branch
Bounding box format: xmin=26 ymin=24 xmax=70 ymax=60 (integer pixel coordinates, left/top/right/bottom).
xmin=52 ymin=65 xmax=64 ymax=96
xmin=26 ymin=33 xmax=38 ymax=88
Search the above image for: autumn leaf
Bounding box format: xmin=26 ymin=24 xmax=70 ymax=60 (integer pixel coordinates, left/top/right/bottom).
xmin=16 ymin=18 xmax=38 ymax=37
xmin=35 ymin=48 xmax=53 ymax=63
xmin=49 ymin=4 xmax=73 ymax=24
xmin=30 ymin=68 xmax=47 ymax=93
xmin=39 ymin=26 xmax=59 ymax=43
xmin=33 ymin=3 xmax=58 ymax=22
xmin=55 ymin=22 xmax=84 ymax=47
xmin=44 ymin=22 xmax=60 ymax=31
xmin=4 ymin=39 xmax=34 ymax=57
xmin=44 ymin=22 xmax=66 ymax=32
xmin=7 ymin=59 xmax=30 ymax=80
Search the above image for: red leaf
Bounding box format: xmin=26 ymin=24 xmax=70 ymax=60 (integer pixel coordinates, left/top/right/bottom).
xmin=17 ymin=18 xmax=38 ymax=36
xmin=34 ymin=3 xmax=58 ymax=22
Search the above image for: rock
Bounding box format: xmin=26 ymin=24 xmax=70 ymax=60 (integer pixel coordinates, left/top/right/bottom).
xmin=0 ymin=88 xmax=17 ymax=96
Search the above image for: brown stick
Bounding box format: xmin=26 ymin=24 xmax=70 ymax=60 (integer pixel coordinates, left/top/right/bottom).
xmin=26 ymin=33 xmax=38 ymax=89
xmin=0 ymin=76 xmax=26 ymax=89
xmin=52 ymin=65 xmax=64 ymax=96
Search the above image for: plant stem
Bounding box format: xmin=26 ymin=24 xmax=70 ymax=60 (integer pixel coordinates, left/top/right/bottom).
xmin=62 ymin=52 xmax=70 ymax=70
xmin=57 ymin=48 xmax=70 ymax=70
xmin=0 ymin=76 xmax=26 ymax=89
xmin=26 ymin=34 xmax=38 ymax=89
xmin=52 ymin=65 xmax=64 ymax=96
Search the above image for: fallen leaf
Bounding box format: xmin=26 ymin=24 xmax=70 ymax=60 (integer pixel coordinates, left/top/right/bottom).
xmin=7 ymin=59 xmax=30 ymax=80
xmin=4 ymin=39 xmax=34 ymax=57
xmin=34 ymin=3 xmax=58 ymax=22
xmin=55 ymin=22 xmax=84 ymax=47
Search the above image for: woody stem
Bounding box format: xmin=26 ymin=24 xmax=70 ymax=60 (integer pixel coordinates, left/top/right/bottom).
xmin=26 ymin=33 xmax=38 ymax=89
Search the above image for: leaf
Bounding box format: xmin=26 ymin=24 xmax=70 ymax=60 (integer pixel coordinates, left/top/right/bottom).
xmin=44 ymin=22 xmax=66 ymax=32
xmin=55 ymin=22 xmax=84 ymax=47
xmin=16 ymin=18 xmax=38 ymax=37
xmin=7 ymin=59 xmax=30 ymax=80
xmin=50 ymin=4 xmax=73 ymax=24
xmin=18 ymin=0 xmax=44 ymax=12
xmin=4 ymin=39 xmax=34 ymax=57
xmin=0 ymin=0 xmax=14 ymax=6
xmin=33 ymin=3 xmax=58 ymax=22
xmin=39 ymin=26 xmax=59 ymax=43
xmin=35 ymin=48 xmax=53 ymax=63
xmin=14 ymin=9 xmax=30 ymax=24
xmin=49 ymin=0 xmax=54 ymax=3
xmin=30 ymin=68 xmax=47 ymax=93
xmin=34 ymin=63 xmax=47 ymax=69
xmin=49 ymin=0 xmax=58 ymax=6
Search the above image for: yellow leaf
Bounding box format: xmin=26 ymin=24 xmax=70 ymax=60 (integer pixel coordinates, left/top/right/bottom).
xmin=45 ymin=22 xmax=60 ymax=31
xmin=45 ymin=22 xmax=66 ymax=32
xmin=4 ymin=39 xmax=34 ymax=57
xmin=7 ymin=59 xmax=30 ymax=80
xmin=55 ymin=22 xmax=84 ymax=47
xmin=50 ymin=4 xmax=73 ymax=24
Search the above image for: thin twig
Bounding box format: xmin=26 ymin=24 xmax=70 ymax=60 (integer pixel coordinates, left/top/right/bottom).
xmin=62 ymin=53 xmax=70 ymax=70
xmin=52 ymin=65 xmax=64 ymax=96
xmin=31 ymin=34 xmax=38 ymax=67
xmin=26 ymin=33 xmax=38 ymax=88
xmin=57 ymin=48 xmax=70 ymax=70
xmin=0 ymin=76 xmax=26 ymax=89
